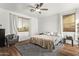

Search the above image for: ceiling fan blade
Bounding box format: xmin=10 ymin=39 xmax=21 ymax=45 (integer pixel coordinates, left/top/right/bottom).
xmin=40 ymin=8 xmax=48 ymax=10
xmin=40 ymin=3 xmax=43 ymax=7
xmin=35 ymin=3 xmax=43 ymax=9
xmin=35 ymin=4 xmax=39 ymax=8
xmin=30 ymin=9 xmax=35 ymax=12
xmin=27 ymin=5 xmax=35 ymax=8
xmin=39 ymin=11 xmax=41 ymax=14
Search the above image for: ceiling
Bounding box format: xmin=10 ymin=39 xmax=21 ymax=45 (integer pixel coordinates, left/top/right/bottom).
xmin=0 ymin=3 xmax=79 ymax=18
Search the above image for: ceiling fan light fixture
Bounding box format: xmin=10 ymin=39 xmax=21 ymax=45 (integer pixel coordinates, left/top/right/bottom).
xmin=29 ymin=3 xmax=48 ymax=14
xmin=36 ymin=9 xmax=40 ymax=12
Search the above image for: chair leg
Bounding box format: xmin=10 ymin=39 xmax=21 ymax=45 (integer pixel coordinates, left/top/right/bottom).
xmin=6 ymin=43 xmax=9 ymax=47
xmin=53 ymin=44 xmax=55 ymax=49
xmin=7 ymin=44 xmax=9 ymax=47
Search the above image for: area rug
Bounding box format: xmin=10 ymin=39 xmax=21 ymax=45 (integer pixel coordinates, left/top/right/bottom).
xmin=16 ymin=43 xmax=62 ymax=56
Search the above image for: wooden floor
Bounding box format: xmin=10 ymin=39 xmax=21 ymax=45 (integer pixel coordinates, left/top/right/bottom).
xmin=0 ymin=40 xmax=30 ymax=56
xmin=0 ymin=46 xmax=22 ymax=56
xmin=60 ymin=44 xmax=79 ymax=56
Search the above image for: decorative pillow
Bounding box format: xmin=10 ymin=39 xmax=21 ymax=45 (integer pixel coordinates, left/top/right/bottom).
xmin=46 ymin=32 xmax=50 ymax=36
xmin=52 ymin=32 xmax=58 ymax=36
xmin=50 ymin=32 xmax=57 ymax=36
xmin=8 ymin=35 xmax=13 ymax=39
xmin=39 ymin=33 xmax=44 ymax=35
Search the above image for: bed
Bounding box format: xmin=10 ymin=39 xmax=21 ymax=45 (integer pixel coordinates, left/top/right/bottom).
xmin=30 ymin=35 xmax=62 ymax=51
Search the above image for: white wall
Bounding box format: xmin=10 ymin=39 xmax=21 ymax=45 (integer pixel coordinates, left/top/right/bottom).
xmin=38 ymin=14 xmax=60 ymax=33
xmin=30 ymin=17 xmax=38 ymax=36
xmin=0 ymin=8 xmax=10 ymax=35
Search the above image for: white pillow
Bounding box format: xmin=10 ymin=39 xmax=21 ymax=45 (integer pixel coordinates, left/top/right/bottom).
xmin=50 ymin=32 xmax=57 ymax=36
xmin=44 ymin=32 xmax=50 ymax=35
xmin=46 ymin=32 xmax=50 ymax=35
xmin=51 ymin=32 xmax=58 ymax=36
xmin=50 ymin=32 xmax=54 ymax=36
xmin=57 ymin=34 xmax=61 ymax=37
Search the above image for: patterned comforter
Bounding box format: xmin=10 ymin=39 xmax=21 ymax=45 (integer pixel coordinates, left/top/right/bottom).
xmin=30 ymin=35 xmax=55 ymax=51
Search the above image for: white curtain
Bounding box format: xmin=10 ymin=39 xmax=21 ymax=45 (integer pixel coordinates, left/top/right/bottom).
xmin=9 ymin=13 xmax=18 ymax=34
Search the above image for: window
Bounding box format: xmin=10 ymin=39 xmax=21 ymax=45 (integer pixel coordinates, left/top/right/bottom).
xmin=63 ymin=13 xmax=75 ymax=32
xmin=17 ymin=17 xmax=29 ymax=32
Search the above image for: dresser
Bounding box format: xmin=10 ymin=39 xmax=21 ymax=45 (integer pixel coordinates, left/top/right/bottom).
xmin=0 ymin=29 xmax=5 ymax=47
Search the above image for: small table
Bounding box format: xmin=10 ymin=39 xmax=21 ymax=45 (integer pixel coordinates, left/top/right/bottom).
xmin=63 ymin=37 xmax=73 ymax=46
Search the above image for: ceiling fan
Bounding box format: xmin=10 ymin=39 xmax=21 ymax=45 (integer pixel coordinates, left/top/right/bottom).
xmin=28 ymin=3 xmax=48 ymax=14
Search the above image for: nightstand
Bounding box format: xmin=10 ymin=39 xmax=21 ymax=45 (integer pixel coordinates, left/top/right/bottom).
xmin=63 ymin=36 xmax=73 ymax=46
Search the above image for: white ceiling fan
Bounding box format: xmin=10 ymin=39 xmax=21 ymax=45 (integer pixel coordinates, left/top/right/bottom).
xmin=28 ymin=3 xmax=48 ymax=14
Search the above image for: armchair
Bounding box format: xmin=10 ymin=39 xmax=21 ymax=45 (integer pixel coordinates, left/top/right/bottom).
xmin=5 ymin=34 xmax=19 ymax=47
